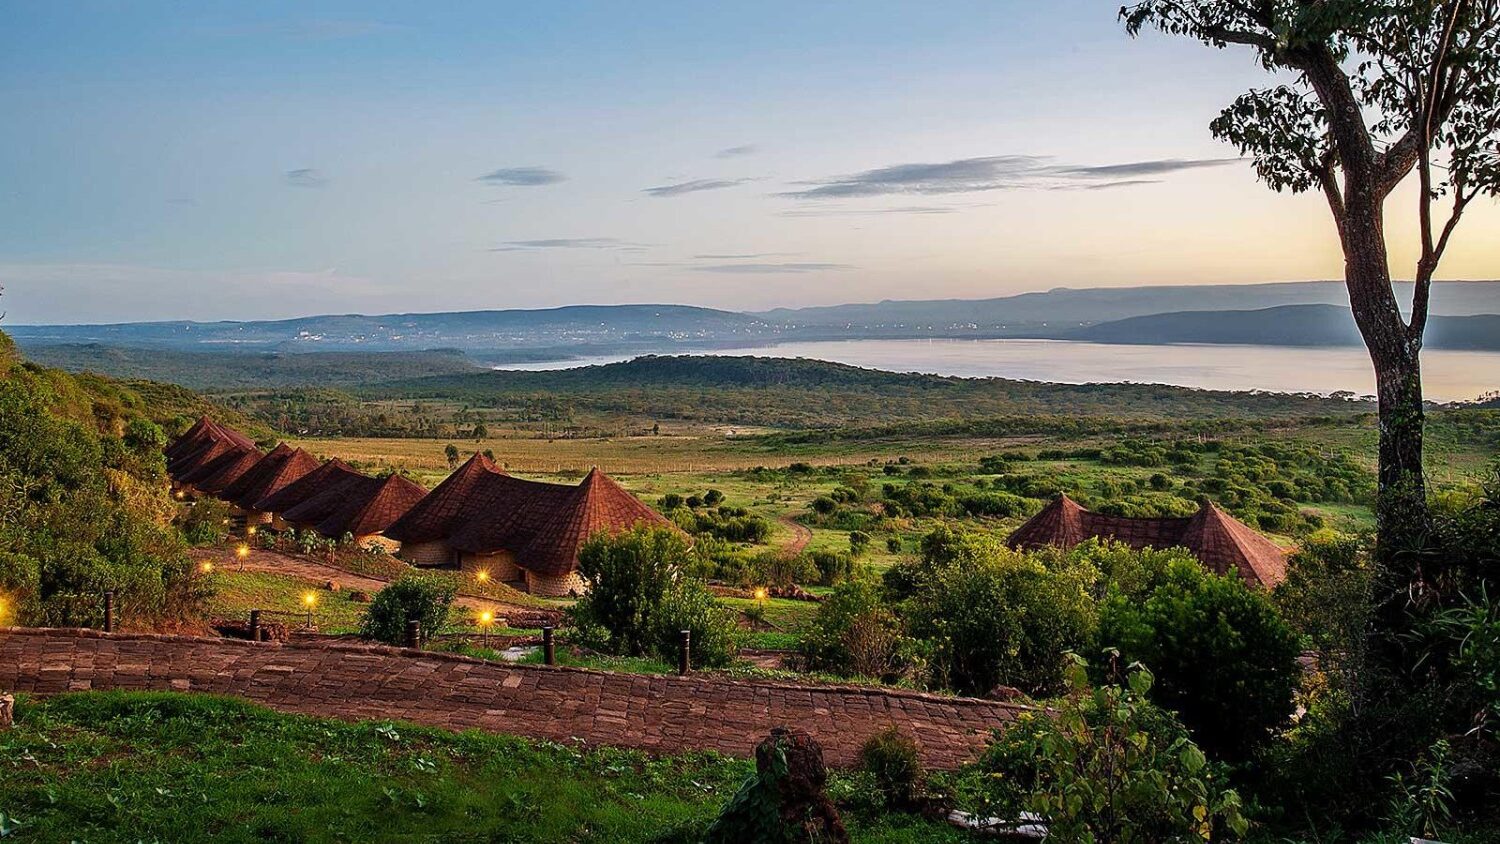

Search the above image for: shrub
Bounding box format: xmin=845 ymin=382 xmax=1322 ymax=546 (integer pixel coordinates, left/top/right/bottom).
xmin=361 ymin=575 xmax=455 ymax=646
xmin=571 ymin=526 xmax=689 ymax=657
xmin=810 ymin=496 xmax=838 ymax=516
xmin=703 ymin=489 xmax=724 ymax=506
xmin=799 ymin=581 xmax=919 ymax=682
xmin=848 ymin=530 xmax=871 ymax=556
xmin=1098 ymin=558 xmax=1300 ymax=763
xmin=572 ymin=526 xmax=738 ymax=666
xmin=652 ymin=579 xmax=740 ymax=668
xmin=903 ymin=529 xmax=1097 ymax=697
xmin=808 ymin=550 xmax=853 ymax=586
xmin=858 ymin=727 xmax=923 ymax=810
xmin=970 ymin=656 xmax=1248 ymax=843
xmin=885 ymin=536 xmax=902 ymax=554
xmin=748 ymin=551 xmax=816 ymax=589
xmin=176 ymin=497 xmax=232 ymax=546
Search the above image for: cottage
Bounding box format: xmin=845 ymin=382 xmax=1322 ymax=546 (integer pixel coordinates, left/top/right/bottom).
xmin=250 ymin=458 xmax=363 ymax=531
xmin=284 ymin=473 xmax=426 ymax=550
xmin=218 ymin=444 xmax=322 ymax=527
xmin=1007 ymin=494 xmax=1288 ymax=588
xmin=386 ymin=454 xmax=672 ymax=596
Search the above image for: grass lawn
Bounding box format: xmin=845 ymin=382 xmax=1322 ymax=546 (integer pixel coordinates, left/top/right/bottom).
xmin=207 ymin=571 xmax=369 ymax=635
xmin=0 ymin=692 xmax=970 ymax=843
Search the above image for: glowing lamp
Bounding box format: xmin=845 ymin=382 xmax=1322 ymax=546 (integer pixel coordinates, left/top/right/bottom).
xmin=479 ymin=611 xmax=494 ymax=626
xmin=753 ymin=587 xmax=769 ymax=602
xmin=475 ymin=570 xmax=490 ymax=583
xmin=200 ymin=561 xmax=214 ymax=574
xmin=236 ymin=545 xmax=250 ymax=559
xmin=303 ymin=592 xmax=317 ymax=607
xmin=246 ymin=526 xmax=257 ymax=536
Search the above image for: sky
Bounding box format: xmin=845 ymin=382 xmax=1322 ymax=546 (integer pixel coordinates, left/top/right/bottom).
xmin=2 ymin=0 xmax=1497 ymax=324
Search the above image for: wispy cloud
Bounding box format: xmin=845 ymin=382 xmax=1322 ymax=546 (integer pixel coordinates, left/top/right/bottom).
xmin=691 ymin=252 xmax=800 ymax=260
xmin=490 ymin=237 xmax=644 ymax=252
xmin=777 ymin=205 xmax=963 ymax=217
xmin=642 ymin=178 xmax=753 ymax=198
xmin=477 ymin=167 xmax=567 ymax=187
xmin=284 ymin=168 xmax=328 ymax=188
xmin=693 ymin=262 xmax=854 ymax=274
xmin=715 ymin=145 xmax=759 ymax=158
xmin=779 ymin=155 xmax=1237 ymax=199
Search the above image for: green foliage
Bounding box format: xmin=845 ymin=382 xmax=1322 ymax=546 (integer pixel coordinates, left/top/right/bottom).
xmin=1098 ymin=558 xmax=1300 ymax=763
xmin=572 ymin=526 xmax=739 ymax=667
xmin=798 ymin=581 xmax=920 ymax=683
xmin=970 ymin=656 xmax=1248 ymax=843
xmin=900 ymin=529 xmax=1097 ymax=697
xmin=858 ymin=727 xmax=924 ymax=810
xmin=360 ymin=575 xmax=455 ymax=645
xmin=808 ymin=550 xmax=853 ymax=587
xmin=0 ymin=339 xmax=204 ymax=627
xmin=176 ymin=498 xmax=232 ymax=547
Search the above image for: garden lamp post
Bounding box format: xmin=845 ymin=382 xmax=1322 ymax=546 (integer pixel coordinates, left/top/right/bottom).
xmin=303 ymin=591 xmax=317 ymax=629
xmin=479 ymin=610 xmax=494 ymax=648
xmin=236 ymin=543 xmax=250 ymax=571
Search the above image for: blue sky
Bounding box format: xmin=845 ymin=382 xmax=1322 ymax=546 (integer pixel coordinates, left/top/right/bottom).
xmin=3 ymin=1 xmax=1495 ymax=323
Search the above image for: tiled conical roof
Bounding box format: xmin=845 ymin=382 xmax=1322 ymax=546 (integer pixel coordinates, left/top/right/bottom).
xmin=443 ymin=466 xmax=675 ymax=577
xmin=165 ymin=416 xmax=217 ymax=461
xmin=1007 ymin=494 xmax=1286 ymax=588
xmin=280 ymin=469 xmax=370 ymax=531
xmin=252 ymin=458 xmax=360 ymax=515
xmin=171 ymin=438 xmax=249 ymax=484
xmin=312 ymin=474 xmax=427 ymax=539
xmin=222 ymin=446 xmax=322 ymax=511
xmin=1179 ymin=501 xmax=1288 ymax=588
xmin=193 ymin=446 xmax=266 ymax=495
xmin=385 ymin=452 xmax=502 ymax=544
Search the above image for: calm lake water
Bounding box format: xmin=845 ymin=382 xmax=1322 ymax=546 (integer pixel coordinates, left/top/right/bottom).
xmin=494 ymin=338 xmax=1500 ymax=403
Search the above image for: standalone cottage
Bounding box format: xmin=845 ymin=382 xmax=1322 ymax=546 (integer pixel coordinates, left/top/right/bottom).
xmin=1007 ymin=494 xmax=1288 ymax=588
xmin=386 ymin=454 xmax=672 ymax=596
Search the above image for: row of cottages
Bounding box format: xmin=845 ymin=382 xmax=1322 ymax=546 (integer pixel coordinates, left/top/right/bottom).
xmin=1007 ymin=493 xmax=1288 ymax=589
xmin=163 ymin=418 xmax=426 ymax=550
xmin=165 ymin=421 xmax=673 ymax=595
xmin=385 ymin=453 xmax=674 ymax=597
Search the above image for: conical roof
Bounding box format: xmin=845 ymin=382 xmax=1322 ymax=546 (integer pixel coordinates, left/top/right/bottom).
xmin=165 ymin=416 xmax=216 ymax=461
xmin=280 ymin=469 xmax=370 ymax=530
xmin=252 ymin=458 xmax=360 ymax=514
xmin=224 ymin=446 xmax=322 ymax=511
xmin=171 ymin=438 xmax=247 ymax=483
xmin=1179 ymin=501 xmax=1288 ymax=588
xmin=1007 ymin=494 xmax=1091 ymax=549
xmin=1006 ymin=494 xmax=1286 ymax=588
xmin=313 ymin=474 xmax=427 ymax=539
xmin=193 ymin=446 xmax=266 ymax=495
xmin=444 ymin=466 xmax=675 ymax=577
xmin=384 ymin=452 xmax=502 ymax=543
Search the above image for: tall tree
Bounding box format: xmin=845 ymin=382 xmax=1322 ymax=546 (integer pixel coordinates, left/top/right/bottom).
xmin=1121 ymin=1 xmax=1500 ymax=562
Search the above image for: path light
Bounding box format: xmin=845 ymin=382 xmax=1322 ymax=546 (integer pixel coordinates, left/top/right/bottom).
xmin=200 ymin=561 xmax=214 ymax=574
xmin=246 ymin=526 xmax=257 ymax=537
xmin=303 ymin=591 xmax=317 ymax=628
xmin=479 ymin=610 xmax=494 ymax=647
xmin=753 ymin=587 xmax=769 ymax=602
xmin=475 ymin=569 xmax=490 ymax=583
xmin=236 ymin=544 xmax=250 ymax=571
xmin=174 ymin=490 xmax=186 ymax=500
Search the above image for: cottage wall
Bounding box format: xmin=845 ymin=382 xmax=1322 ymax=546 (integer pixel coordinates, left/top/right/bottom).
xmin=525 ymin=569 xmax=589 ymax=598
xmin=400 ymin=540 xmax=456 ymax=567
xmin=460 ymin=550 xmax=521 ymax=581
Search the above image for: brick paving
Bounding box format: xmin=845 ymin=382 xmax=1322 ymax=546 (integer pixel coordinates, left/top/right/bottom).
xmin=0 ymin=627 xmax=1027 ymax=769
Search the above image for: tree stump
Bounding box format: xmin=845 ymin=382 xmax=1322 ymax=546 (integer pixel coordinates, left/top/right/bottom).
xmin=0 ymin=694 xmax=13 ymax=729
xmin=704 ymin=727 xmax=849 ymax=844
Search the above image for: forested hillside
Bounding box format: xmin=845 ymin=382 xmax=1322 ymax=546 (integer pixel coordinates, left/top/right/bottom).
xmin=362 ymin=355 xmax=1369 ymax=429
xmin=0 ymin=330 xmax=225 ymax=627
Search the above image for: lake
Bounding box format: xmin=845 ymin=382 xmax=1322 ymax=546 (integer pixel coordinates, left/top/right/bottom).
xmin=493 ymin=338 xmax=1500 ymax=403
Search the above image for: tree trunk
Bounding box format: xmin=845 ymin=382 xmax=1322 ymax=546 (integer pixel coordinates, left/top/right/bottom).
xmin=1340 ymin=193 xmax=1431 ymax=562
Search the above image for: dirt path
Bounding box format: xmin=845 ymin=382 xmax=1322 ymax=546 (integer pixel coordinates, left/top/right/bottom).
xmin=1 ymin=628 xmax=1028 ymax=769
xmin=779 ymin=516 xmax=814 ymax=555
xmin=194 ymin=548 xmax=561 ymax=627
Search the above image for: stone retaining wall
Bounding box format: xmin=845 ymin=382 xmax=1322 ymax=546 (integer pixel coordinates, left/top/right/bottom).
xmin=0 ymin=627 xmax=1026 ymax=769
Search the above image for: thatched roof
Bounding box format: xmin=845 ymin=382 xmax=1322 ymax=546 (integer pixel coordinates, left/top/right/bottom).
xmin=251 ymin=458 xmax=361 ymax=515
xmin=1007 ymin=494 xmax=1287 ymax=588
xmin=387 ymin=457 xmax=672 ymax=576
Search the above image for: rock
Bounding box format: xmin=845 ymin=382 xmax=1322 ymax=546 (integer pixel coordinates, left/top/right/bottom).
xmin=0 ymin=693 xmax=12 ymax=729
xmin=349 ymin=590 xmax=372 ymax=603
xmin=325 ymin=580 xmax=340 ymax=592
xmin=986 ymin=685 xmax=1025 ymax=702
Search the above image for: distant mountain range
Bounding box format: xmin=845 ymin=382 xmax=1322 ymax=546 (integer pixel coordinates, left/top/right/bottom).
xmin=1070 ymin=305 xmax=1500 ymax=350
xmin=7 ymin=281 xmax=1499 ymax=358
